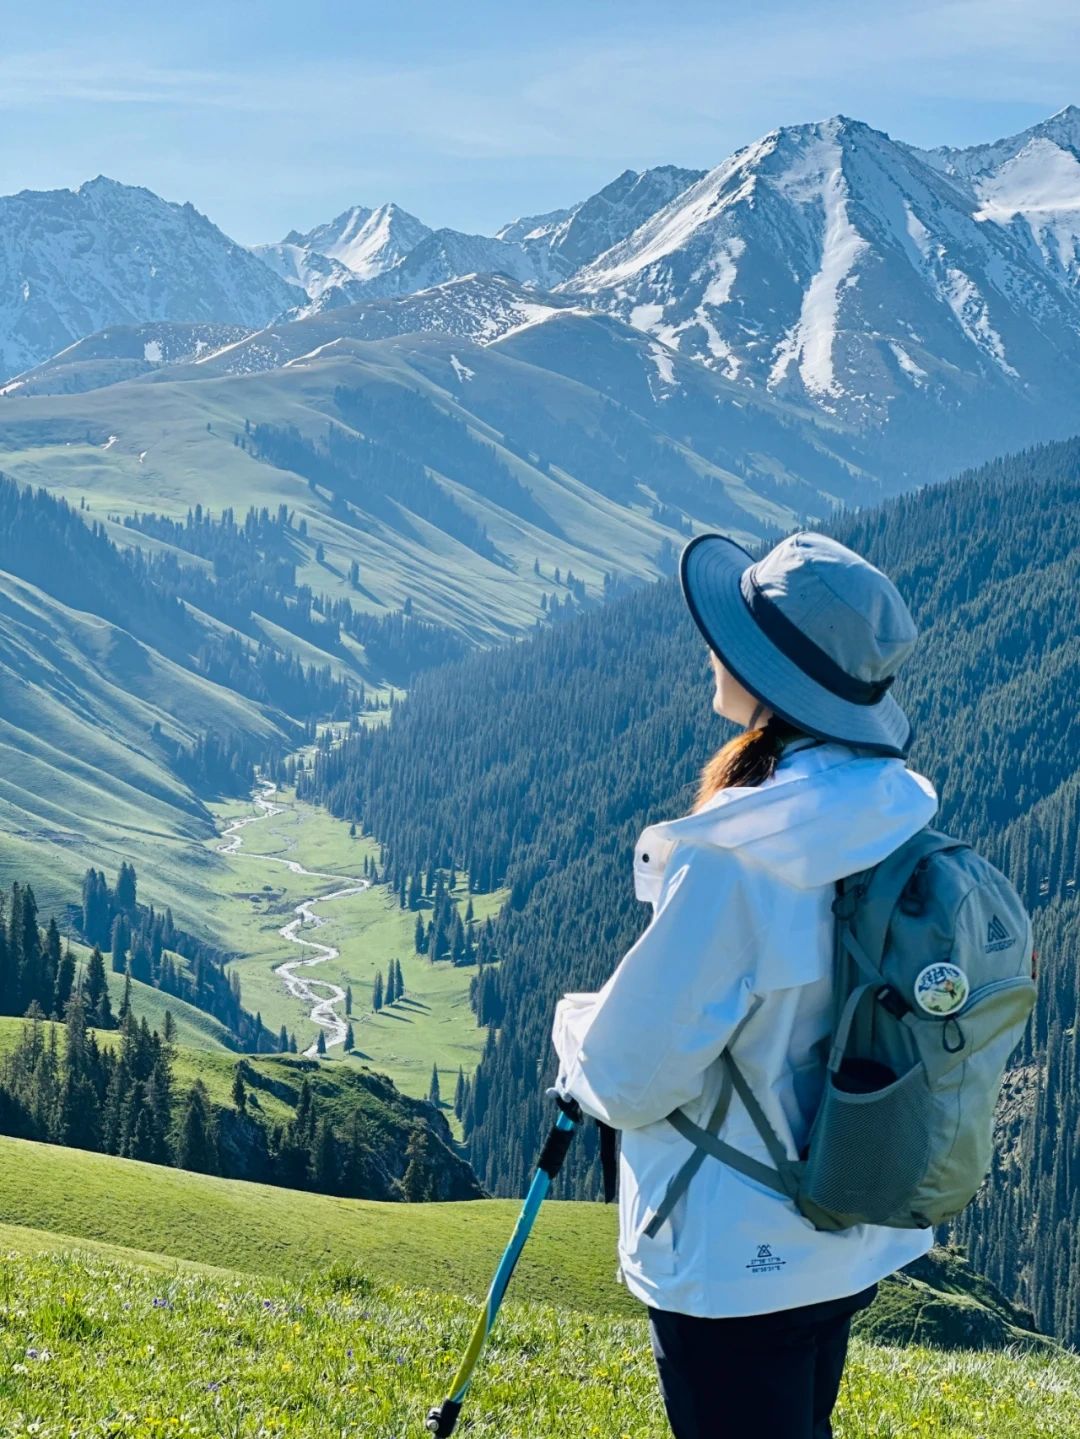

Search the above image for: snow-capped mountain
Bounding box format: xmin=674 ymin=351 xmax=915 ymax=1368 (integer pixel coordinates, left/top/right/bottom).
xmin=499 ymin=166 xmax=705 ymax=279
xmin=564 ymin=116 xmax=1080 ymax=473
xmin=283 ymin=202 xmax=432 ymax=280
xmin=346 ymin=228 xmax=547 ymax=298
xmin=253 ymin=169 xmax=702 ymax=307
xmin=181 ymin=274 xmax=578 ymax=377
xmin=0 ymin=320 xmax=251 ymax=396
xmin=0 ymin=177 xmax=295 ymax=381
xmin=920 ymin=106 xmax=1080 ymax=293
xmin=248 ymin=241 xmax=363 ymax=305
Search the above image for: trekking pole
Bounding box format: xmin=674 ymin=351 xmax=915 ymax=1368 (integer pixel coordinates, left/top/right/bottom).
xmin=425 ymin=1094 xmax=583 ymax=1437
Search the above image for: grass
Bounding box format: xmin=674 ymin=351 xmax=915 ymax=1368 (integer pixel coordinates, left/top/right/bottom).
xmin=0 ymin=1136 xmax=630 ymax=1316
xmin=206 ymin=783 xmax=503 ymax=1105
xmin=0 ymin=568 xmax=284 ymax=932
xmin=0 ymin=1234 xmax=1077 ymax=1437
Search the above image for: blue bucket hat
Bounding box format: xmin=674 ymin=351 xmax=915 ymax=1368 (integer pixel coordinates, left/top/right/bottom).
xmin=680 ymin=531 xmax=917 ymax=755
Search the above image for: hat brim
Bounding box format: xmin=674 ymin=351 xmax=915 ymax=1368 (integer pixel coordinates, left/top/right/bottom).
xmin=680 ymin=533 xmax=912 ymax=756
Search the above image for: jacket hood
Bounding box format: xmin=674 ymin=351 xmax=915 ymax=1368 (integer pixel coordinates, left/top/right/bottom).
xmin=650 ymin=743 xmax=938 ymax=889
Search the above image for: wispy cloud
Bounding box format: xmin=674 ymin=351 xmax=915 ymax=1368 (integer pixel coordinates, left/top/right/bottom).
xmin=2 ymin=0 xmax=1078 ymax=237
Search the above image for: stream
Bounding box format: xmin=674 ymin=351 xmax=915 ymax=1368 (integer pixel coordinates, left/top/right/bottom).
xmin=216 ymin=780 xmax=367 ymax=1058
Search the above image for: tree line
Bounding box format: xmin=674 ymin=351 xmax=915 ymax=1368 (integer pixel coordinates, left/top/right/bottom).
xmin=78 ymin=863 xmax=274 ymax=1053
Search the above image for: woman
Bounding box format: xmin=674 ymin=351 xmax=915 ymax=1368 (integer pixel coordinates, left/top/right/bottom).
xmin=552 ymin=530 xmax=938 ymax=1439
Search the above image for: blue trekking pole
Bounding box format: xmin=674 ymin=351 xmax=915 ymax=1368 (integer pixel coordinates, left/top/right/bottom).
xmin=425 ymin=1094 xmax=583 ymax=1436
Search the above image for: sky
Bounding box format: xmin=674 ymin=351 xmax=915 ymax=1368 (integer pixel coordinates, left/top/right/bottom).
xmin=2 ymin=0 xmax=1079 ymax=244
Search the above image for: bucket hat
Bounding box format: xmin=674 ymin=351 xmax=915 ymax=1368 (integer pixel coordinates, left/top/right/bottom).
xmin=680 ymin=530 xmax=917 ymax=755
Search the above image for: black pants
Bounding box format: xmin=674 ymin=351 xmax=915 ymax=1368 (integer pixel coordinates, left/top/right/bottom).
xmin=648 ymin=1284 xmax=877 ymax=1439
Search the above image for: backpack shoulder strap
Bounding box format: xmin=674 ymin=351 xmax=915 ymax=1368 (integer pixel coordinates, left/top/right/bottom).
xmin=650 ymin=1000 xmax=801 ymax=1236
xmin=851 ymin=829 xmax=966 ymax=970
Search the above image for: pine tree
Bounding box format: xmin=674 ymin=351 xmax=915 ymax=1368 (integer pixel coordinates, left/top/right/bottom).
xmin=163 ymin=1010 xmax=176 ymax=1044
xmin=414 ymin=915 xmax=426 ymax=955
xmin=84 ymin=947 xmax=113 ymax=1029
xmin=176 ymin=1080 xmax=218 ymax=1174
xmin=345 ymin=984 xmax=353 ymax=1016
xmin=402 ymin=1125 xmax=438 ymax=1201
xmin=384 ymin=963 xmax=396 ymax=1007
xmin=110 ymin=914 xmax=129 ymax=974
xmin=232 ymin=1068 xmax=247 ymax=1113
xmin=316 ymin=1029 xmax=327 ymax=1057
xmin=116 ymin=861 xmax=137 ymax=913
xmin=310 ymin=1116 xmax=338 ymax=1193
xmin=118 ymin=965 xmax=133 ymax=1022
xmin=278 ymin=1023 xmax=289 ymax=1052
xmin=454 ymin=1065 xmax=466 ymax=1119
xmin=53 ymin=947 xmax=75 ymax=1019
xmin=372 ymin=971 xmax=384 ymax=1012
xmin=344 ymin=1021 xmax=355 ymax=1052
xmin=428 ymin=1062 xmax=441 ymax=1107
xmin=42 ymin=919 xmax=61 ymax=1013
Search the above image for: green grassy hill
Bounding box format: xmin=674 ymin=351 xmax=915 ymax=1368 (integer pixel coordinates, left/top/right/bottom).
xmin=0 ymin=1136 xmax=1046 ymax=1352
xmin=0 ymin=567 xmax=286 ymax=921
xmin=1 ymin=1239 xmax=1075 ymax=1439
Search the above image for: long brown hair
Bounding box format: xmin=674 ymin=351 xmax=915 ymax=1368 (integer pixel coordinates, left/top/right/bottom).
xmin=694 ymin=714 xmax=806 ymax=811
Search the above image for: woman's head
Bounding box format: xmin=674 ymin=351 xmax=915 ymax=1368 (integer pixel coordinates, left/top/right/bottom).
xmin=682 ymin=530 xmax=917 ymax=755
xmin=684 ymin=531 xmax=918 ymax=808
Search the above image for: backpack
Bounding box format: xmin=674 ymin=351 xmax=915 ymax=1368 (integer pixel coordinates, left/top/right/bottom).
xmin=647 ymin=829 xmax=1037 ymax=1238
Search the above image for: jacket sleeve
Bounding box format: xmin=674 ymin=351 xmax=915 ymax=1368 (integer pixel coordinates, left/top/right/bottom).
xmin=551 ymin=842 xmax=759 ymax=1129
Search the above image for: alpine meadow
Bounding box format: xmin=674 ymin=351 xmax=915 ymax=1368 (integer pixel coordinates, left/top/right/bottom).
xmin=3 ymin=21 xmax=1080 ymax=1431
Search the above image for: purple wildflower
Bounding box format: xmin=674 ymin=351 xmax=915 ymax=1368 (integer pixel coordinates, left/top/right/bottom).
xmin=152 ymin=1297 xmax=169 ymax=1309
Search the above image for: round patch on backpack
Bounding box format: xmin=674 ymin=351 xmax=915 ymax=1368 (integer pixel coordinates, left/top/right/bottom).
xmin=913 ymin=963 xmax=970 ymax=1016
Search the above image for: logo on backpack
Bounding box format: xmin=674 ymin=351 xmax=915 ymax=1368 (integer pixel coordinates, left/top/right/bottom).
xmin=913 ymin=961 xmax=970 ymax=1015
xmin=985 ymin=914 xmax=1015 ymax=953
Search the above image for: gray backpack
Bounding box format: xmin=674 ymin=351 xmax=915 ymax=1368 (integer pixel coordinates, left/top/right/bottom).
xmin=648 ymin=829 xmax=1036 ymax=1238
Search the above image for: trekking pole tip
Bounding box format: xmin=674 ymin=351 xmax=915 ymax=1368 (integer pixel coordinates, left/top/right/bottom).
xmin=425 ymin=1399 xmax=462 ymax=1436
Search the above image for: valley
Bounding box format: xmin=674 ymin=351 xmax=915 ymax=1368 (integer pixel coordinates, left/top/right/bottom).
xmin=207 ymin=774 xmax=502 ymax=1104
xmin=2 ymin=92 xmax=1080 ymax=1433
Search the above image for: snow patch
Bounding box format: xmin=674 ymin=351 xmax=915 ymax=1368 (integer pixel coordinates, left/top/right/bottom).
xmin=905 ymin=203 xmax=1017 ymax=376
xmin=138 ymin=451 xmax=148 ymax=463
xmin=974 ymin=137 xmax=1080 ymax=277
xmin=769 ymin=141 xmax=867 ymax=398
xmin=143 ymin=339 xmax=163 ymax=363
xmin=629 ymin=302 xmax=664 ymax=331
xmin=888 ymin=342 xmax=927 ymax=386
xmin=449 ymin=353 xmax=475 ymax=383
xmin=102 ymin=434 xmax=118 ymax=450
xmin=648 ymin=342 xmax=677 ymax=390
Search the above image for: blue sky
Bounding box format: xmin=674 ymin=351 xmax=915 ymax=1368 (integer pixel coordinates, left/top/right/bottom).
xmin=2 ymin=0 xmax=1078 ymax=243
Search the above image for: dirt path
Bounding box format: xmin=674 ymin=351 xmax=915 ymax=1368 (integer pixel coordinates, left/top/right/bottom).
xmin=217 ymin=780 xmax=366 ymax=1058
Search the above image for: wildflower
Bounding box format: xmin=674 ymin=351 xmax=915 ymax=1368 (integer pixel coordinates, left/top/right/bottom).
xmin=152 ymin=1297 xmax=170 ymax=1309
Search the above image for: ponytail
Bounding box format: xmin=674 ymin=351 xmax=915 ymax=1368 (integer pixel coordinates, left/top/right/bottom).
xmin=694 ymin=715 xmax=805 ymax=811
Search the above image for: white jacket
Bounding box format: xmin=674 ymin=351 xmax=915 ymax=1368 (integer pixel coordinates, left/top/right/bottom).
xmin=552 ymin=742 xmax=939 ymax=1317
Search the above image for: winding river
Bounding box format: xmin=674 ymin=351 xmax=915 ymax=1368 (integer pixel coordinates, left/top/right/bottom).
xmin=217 ymin=780 xmax=367 ymax=1058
